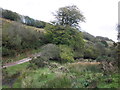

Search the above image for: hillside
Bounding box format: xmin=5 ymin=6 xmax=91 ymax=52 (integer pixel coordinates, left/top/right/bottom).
xmin=2 ymin=17 xmax=116 ymax=63
xmin=2 ymin=17 xmax=46 ymax=64
xmin=2 ymin=8 xmax=119 ymax=88
xmin=1 ymin=18 xmax=45 ymax=32
xmin=82 ymin=32 xmax=114 ymax=46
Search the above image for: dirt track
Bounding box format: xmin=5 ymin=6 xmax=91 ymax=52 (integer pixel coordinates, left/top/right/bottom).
xmin=3 ymin=57 xmax=32 ymax=68
xmin=2 ymin=53 xmax=42 ymax=68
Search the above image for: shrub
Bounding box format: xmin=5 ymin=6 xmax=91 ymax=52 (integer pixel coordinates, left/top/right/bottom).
xmin=30 ymin=56 xmax=49 ymax=68
xmin=96 ymin=56 xmax=114 ymax=62
xmin=2 ymin=19 xmax=44 ymax=57
xmin=2 ymin=47 xmax=16 ymax=57
xmin=44 ymin=25 xmax=72 ymax=45
xmin=30 ymin=44 xmax=60 ymax=67
xmin=84 ymin=41 xmax=99 ymax=59
xmin=41 ymin=44 xmax=60 ymax=60
xmin=59 ymin=45 xmax=74 ymax=63
xmin=94 ymin=42 xmax=106 ymax=56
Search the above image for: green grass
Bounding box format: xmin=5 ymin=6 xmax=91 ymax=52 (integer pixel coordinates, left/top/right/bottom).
xmin=97 ymin=73 xmax=120 ymax=88
xmin=2 ymin=85 xmax=10 ymax=88
xmin=13 ymin=68 xmax=56 ymax=88
xmin=5 ymin=62 xmax=29 ymax=76
xmin=3 ymin=61 xmax=120 ymax=88
xmin=2 ymin=62 xmax=30 ymax=88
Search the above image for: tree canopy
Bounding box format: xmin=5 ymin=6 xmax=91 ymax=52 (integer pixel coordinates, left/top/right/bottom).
xmin=53 ymin=5 xmax=85 ymax=28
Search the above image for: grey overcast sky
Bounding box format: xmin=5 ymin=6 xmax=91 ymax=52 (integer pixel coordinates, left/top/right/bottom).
xmin=0 ymin=0 xmax=119 ymax=42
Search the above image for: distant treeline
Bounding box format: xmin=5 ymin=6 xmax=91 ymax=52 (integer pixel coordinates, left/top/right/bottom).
xmin=2 ymin=8 xmax=46 ymax=28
